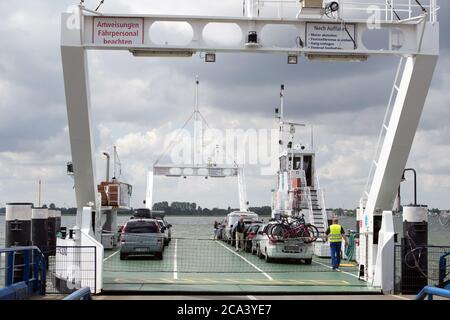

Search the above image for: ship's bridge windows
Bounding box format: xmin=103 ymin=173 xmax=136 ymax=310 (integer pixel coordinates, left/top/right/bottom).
xmin=280 ymin=156 xmax=287 ymax=171
xmin=303 ymin=155 xmax=313 ymax=187
xmin=293 ymin=156 xmax=301 ymax=170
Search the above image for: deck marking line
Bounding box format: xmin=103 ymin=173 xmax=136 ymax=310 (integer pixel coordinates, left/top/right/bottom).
xmin=247 ymin=295 xmax=258 ymax=301
xmin=312 ymin=259 xmax=359 ymax=279
xmin=103 ymin=250 xmax=119 ymax=262
xmin=173 ymin=239 xmax=178 ymax=280
xmin=216 ymin=241 xmax=273 ymax=281
xmin=391 ymin=295 xmax=411 ymax=300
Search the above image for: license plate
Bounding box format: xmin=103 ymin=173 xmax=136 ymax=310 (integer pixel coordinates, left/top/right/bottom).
xmin=135 ymin=248 xmax=150 ymax=252
xmin=284 ymin=245 xmax=300 ymax=252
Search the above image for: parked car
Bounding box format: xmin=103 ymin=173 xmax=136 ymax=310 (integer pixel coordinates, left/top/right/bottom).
xmin=244 ymin=223 xmax=264 ymax=253
xmin=252 ymin=223 xmax=270 ymax=256
xmin=224 ymin=211 xmax=259 ymax=244
xmin=230 ymin=220 xmax=263 ymax=248
xmin=156 ymin=218 xmax=172 ymax=246
xmin=120 ymin=218 xmax=165 ymax=260
xmin=255 ymin=223 xmax=313 ymax=264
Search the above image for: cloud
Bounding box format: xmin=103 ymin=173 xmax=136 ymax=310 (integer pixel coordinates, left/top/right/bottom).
xmin=0 ymin=0 xmax=449 ymax=210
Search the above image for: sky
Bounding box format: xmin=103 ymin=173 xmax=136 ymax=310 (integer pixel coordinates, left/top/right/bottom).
xmin=0 ymin=0 xmax=449 ymax=210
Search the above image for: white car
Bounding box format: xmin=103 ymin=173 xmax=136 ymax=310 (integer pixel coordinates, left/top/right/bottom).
xmin=255 ymin=223 xmax=313 ymax=264
xmin=156 ymin=218 xmax=172 ymax=246
xmin=223 ymin=211 xmax=259 ymax=244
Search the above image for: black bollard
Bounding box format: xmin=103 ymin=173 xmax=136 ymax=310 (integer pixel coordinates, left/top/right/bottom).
xmin=32 ymin=207 xmax=49 ymax=260
xmin=401 ymin=205 xmax=428 ymax=294
xmin=47 ymin=210 xmax=57 ymax=257
xmin=5 ymin=203 xmax=33 ymax=283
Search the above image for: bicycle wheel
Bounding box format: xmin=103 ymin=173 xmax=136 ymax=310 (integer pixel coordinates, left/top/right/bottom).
xmin=269 ymin=223 xmax=288 ymax=239
xmin=307 ymin=224 xmax=320 ymax=241
xmin=298 ymin=225 xmax=318 ymax=243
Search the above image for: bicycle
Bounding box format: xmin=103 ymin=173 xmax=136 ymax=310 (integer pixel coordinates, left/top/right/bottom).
xmin=271 ymin=214 xmax=319 ymax=243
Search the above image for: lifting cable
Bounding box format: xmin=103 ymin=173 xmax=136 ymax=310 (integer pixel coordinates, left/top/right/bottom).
xmin=404 ymin=231 xmax=450 ymax=281
xmin=386 ymin=0 xmax=401 ymax=21
xmin=153 ymin=72 xmax=239 ymax=168
xmin=438 ymin=213 xmax=450 ymax=227
xmin=154 ymin=112 xmax=195 ymax=165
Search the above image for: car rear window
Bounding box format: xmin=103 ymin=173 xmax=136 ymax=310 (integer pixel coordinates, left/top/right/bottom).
xmin=125 ymin=221 xmax=159 ymax=233
xmin=134 ymin=208 xmax=151 ymax=218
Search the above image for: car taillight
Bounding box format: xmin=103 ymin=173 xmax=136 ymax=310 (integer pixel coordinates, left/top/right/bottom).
xmin=122 ymin=226 xmax=127 ymax=233
xmin=269 ymin=236 xmax=277 ymax=245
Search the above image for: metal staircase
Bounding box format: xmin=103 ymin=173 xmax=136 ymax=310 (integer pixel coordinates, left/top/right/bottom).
xmin=309 ymin=188 xmax=326 ymax=235
xmin=295 ymin=171 xmax=328 ymax=236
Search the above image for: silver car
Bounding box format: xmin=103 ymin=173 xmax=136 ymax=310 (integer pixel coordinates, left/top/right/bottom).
xmin=256 ymin=223 xmax=313 ymax=264
xmin=156 ymin=218 xmax=172 ymax=246
xmin=120 ymin=219 xmax=165 ymax=260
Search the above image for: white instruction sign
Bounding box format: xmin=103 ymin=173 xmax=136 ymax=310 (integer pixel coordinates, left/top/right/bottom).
xmin=93 ymin=17 xmax=144 ymax=46
xmin=306 ymin=22 xmax=356 ymax=50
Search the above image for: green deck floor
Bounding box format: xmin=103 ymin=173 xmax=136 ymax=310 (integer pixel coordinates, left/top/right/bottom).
xmin=102 ymin=239 xmax=379 ymax=294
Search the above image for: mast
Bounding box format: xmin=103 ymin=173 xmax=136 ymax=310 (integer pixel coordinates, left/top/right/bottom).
xmin=193 ymin=76 xmax=203 ymax=166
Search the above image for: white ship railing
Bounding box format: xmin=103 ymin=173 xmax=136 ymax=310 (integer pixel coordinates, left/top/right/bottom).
xmin=244 ymin=0 xmax=439 ymax=23
xmin=362 ymin=57 xmax=405 ymax=203
xmin=316 ymin=176 xmax=329 ymax=231
xmin=305 ymin=186 xmax=314 ymax=218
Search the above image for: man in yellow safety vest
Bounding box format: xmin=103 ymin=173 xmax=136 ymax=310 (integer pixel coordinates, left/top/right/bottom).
xmin=325 ymin=218 xmax=348 ymax=270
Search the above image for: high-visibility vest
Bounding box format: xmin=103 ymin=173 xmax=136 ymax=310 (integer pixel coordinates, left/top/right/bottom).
xmin=329 ymin=224 xmax=343 ymax=243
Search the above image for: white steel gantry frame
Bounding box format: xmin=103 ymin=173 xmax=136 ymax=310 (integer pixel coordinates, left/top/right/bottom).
xmin=145 ymin=78 xmax=249 ymax=212
xmin=60 ymin=0 xmax=439 ymax=291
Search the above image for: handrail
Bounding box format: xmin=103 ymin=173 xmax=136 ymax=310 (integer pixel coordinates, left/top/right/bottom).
xmin=438 ymin=251 xmax=450 ymax=289
xmin=0 ymin=246 xmax=43 ymax=253
xmin=316 ymin=176 xmax=329 ymax=231
xmin=362 ymin=57 xmax=405 ymax=202
xmin=0 ymin=246 xmax=47 ymax=296
xmin=416 ymin=286 xmax=450 ymax=300
xmin=247 ymin=0 xmax=439 ymax=23
xmin=63 ymin=287 xmax=93 ymax=300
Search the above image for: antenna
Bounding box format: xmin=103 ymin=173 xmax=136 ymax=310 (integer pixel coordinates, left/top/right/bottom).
xmin=113 ymin=146 xmax=116 ymax=179
xmin=280 ymin=84 xmax=285 ymax=121
xmin=38 ymin=179 xmax=42 ymax=207
xmin=95 ymin=0 xmax=105 ymax=12
xmin=193 ymin=76 xmax=203 ymax=166
xmin=195 ymin=75 xmax=199 ymax=113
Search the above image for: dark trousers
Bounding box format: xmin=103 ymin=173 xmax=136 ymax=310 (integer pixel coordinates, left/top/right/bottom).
xmin=330 ymin=242 xmax=342 ymax=269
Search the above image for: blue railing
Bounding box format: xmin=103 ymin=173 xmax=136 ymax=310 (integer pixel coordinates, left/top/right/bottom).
xmin=439 ymin=252 xmax=450 ymax=289
xmin=63 ymin=287 xmax=92 ymax=300
xmin=416 ymin=251 xmax=450 ymax=300
xmin=416 ymin=286 xmax=450 ymax=300
xmin=0 ymin=246 xmax=47 ymax=300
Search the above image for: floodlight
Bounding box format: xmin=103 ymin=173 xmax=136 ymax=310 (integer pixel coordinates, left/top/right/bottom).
xmin=205 ymin=53 xmax=216 ymax=63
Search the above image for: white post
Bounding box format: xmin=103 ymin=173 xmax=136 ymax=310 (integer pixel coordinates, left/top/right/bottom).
xmin=61 ymin=11 xmax=98 ymax=228
xmin=238 ymin=168 xmax=249 ymax=212
xmin=245 ymin=0 xmax=258 ymax=18
xmin=193 ymin=78 xmax=203 ymax=166
xmin=363 ymin=55 xmax=438 ymax=282
xmin=146 ymin=171 xmax=154 ymax=209
xmin=373 ymin=211 xmax=395 ymax=293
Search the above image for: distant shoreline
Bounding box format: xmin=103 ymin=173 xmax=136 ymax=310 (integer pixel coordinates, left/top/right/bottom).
xmin=58 ymin=213 xmax=273 ymax=217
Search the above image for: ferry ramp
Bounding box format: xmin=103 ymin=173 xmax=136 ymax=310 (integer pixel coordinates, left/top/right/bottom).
xmin=102 ymin=238 xmax=379 ymax=294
